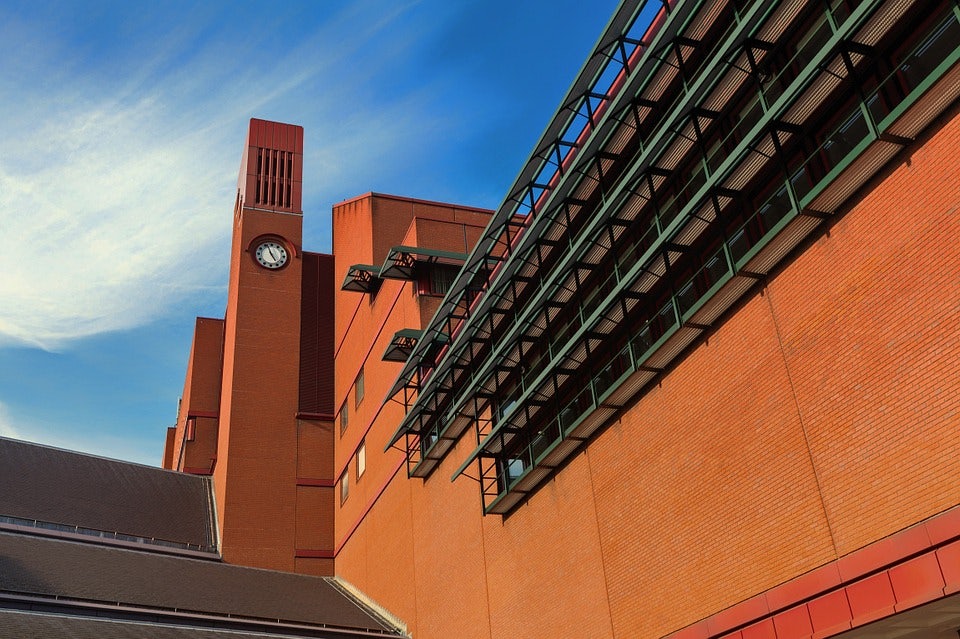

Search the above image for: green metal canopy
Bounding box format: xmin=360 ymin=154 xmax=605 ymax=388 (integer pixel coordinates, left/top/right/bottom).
xmin=341 ymin=264 xmax=381 ymax=293
xmin=379 ymin=246 xmax=468 ymax=281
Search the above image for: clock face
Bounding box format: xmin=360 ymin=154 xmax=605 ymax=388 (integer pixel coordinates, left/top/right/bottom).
xmin=255 ymin=241 xmax=288 ymax=269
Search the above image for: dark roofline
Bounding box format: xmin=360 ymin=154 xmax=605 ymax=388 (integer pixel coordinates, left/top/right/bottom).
xmin=0 ymin=591 xmax=406 ymax=639
xmin=0 ymin=531 xmax=404 ymax=636
xmin=0 ymin=436 xmax=217 ymax=551
xmin=0 ymin=436 xmax=177 ymax=473
xmin=334 ymin=191 xmax=493 ymax=215
xmin=304 ymin=250 xmax=335 ymax=259
xmin=0 ymin=515 xmax=219 ymax=560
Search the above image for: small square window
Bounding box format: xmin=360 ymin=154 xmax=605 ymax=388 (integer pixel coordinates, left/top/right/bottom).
xmin=430 ymin=264 xmax=456 ymax=295
xmin=354 ymin=368 xmax=365 ymax=407
xmin=340 ymin=469 xmax=349 ymax=505
xmin=356 ymin=440 xmax=366 ymax=479
xmin=418 ymin=264 xmax=458 ymax=296
xmin=340 ymin=403 xmax=348 ymax=434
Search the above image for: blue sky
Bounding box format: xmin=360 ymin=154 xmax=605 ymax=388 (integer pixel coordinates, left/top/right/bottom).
xmin=0 ymin=0 xmax=620 ymax=465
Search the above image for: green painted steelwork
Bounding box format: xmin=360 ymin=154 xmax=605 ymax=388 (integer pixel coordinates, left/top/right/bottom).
xmin=381 ymin=0 xmax=960 ymax=513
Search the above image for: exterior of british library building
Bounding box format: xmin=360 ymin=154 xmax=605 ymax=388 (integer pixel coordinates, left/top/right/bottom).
xmin=10 ymin=0 xmax=960 ymax=638
xmin=165 ymin=0 xmax=960 ymax=636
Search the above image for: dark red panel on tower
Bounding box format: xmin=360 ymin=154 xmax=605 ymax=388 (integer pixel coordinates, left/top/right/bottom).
xmin=299 ymin=252 xmax=335 ymax=415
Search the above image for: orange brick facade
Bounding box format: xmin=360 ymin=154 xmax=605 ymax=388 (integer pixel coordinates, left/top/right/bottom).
xmin=164 ymin=119 xmax=337 ymax=573
xmin=166 ymin=316 xmax=223 ymax=474
xmin=162 ymin=6 xmax=960 ymax=635
xmin=323 ymin=104 xmax=960 ymax=639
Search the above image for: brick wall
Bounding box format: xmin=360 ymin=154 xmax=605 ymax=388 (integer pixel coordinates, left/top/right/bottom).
xmin=332 ymin=108 xmax=960 ymax=638
xmin=165 ymin=317 xmax=224 ymax=472
xmin=331 ymin=194 xmax=493 ymax=635
xmin=211 ymin=120 xmax=307 ymax=571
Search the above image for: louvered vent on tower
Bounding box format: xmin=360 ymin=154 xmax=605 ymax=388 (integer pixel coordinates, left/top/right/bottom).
xmin=254 ymin=148 xmax=294 ymax=209
xmin=238 ymin=119 xmax=303 ymax=213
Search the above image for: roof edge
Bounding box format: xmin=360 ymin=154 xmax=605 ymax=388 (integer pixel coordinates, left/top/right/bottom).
xmin=0 ymin=517 xmax=220 ymax=559
xmin=0 ymin=591 xmax=407 ymax=639
xmin=333 ymin=191 xmax=493 ymax=215
xmin=0 ymin=435 xmax=199 ymax=476
xmin=326 ymin=577 xmax=409 ymax=636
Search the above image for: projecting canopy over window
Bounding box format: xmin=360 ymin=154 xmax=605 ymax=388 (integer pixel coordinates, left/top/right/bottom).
xmin=382 ymin=329 xmax=422 ymax=362
xmin=341 ymin=264 xmax=381 ymax=293
xmin=378 ymin=246 xmax=468 ymax=281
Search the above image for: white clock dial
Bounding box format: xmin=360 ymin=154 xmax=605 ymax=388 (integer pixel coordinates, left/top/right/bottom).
xmin=255 ymin=241 xmax=288 ymax=269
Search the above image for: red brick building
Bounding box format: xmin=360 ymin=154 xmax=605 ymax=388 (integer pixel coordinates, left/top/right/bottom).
xmin=163 ymin=0 xmax=960 ymax=638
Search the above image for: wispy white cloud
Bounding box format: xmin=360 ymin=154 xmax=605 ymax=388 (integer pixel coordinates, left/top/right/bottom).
xmin=0 ymin=402 xmax=20 ymax=440
xmin=0 ymin=1 xmax=462 ymax=351
xmin=0 ymin=99 xmax=234 ymax=349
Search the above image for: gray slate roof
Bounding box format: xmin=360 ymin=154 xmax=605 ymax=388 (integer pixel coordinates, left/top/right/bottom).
xmin=0 ymin=532 xmax=387 ymax=629
xmin=0 ymin=438 xmax=407 ymax=637
xmin=0 ymin=437 xmax=214 ymax=549
xmin=0 ymin=609 xmax=389 ymax=639
xmin=0 ymin=531 xmax=400 ymax=636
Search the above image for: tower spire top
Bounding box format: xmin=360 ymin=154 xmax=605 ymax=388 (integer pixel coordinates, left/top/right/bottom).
xmin=237 ymin=118 xmax=304 ymax=213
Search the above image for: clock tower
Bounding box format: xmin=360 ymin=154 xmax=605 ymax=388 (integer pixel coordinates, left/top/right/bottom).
xmin=215 ymin=119 xmax=306 ymax=570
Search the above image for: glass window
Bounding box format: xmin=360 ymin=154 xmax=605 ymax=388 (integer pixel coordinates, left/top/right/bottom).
xmin=357 ymin=440 xmax=366 ymax=479
xmin=340 ymin=469 xmax=349 ymax=505
xmin=420 ymin=264 xmax=459 ymax=296
xmin=339 ymin=403 xmax=348 ymax=434
xmin=431 ymin=265 xmax=456 ymax=295
xmin=354 ymin=368 xmax=364 ymax=407
xmin=420 ymin=427 xmax=438 ymax=456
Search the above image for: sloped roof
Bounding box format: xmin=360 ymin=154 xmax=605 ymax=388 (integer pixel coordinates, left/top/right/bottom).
xmin=0 ymin=609 xmax=374 ymax=639
xmin=0 ymin=437 xmax=215 ymax=551
xmin=0 ymin=438 xmax=406 ymax=637
xmin=0 ymin=531 xmax=402 ymax=637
